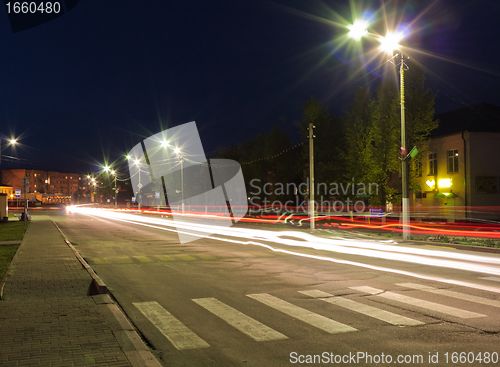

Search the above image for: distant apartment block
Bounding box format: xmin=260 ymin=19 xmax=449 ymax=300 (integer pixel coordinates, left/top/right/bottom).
xmin=1 ymin=169 xmax=87 ymax=204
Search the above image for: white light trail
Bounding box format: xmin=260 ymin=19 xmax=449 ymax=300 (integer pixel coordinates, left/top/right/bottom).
xmin=67 ymin=206 xmax=500 ymax=291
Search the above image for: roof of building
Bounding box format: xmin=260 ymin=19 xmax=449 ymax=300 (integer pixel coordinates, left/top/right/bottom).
xmin=0 ymin=183 xmax=13 ymax=187
xmin=432 ymin=102 xmax=500 ymax=137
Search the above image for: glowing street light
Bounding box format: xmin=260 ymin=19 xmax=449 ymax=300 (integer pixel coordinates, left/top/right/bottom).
xmin=378 ymin=31 xmax=403 ymax=54
xmin=9 ymin=139 xmax=17 ymax=145
xmin=161 ymin=139 xmax=169 ymax=148
xmin=347 ymin=19 xmax=369 ymax=41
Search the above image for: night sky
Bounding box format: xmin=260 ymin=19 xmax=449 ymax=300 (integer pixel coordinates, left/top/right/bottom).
xmin=1 ymin=0 xmax=500 ymax=174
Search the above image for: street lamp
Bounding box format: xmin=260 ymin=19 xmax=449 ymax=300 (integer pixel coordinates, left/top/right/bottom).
xmin=348 ymin=21 xmax=411 ymax=240
xmin=110 ymin=170 xmax=117 ymax=208
xmin=130 ymin=158 xmax=142 ymax=211
xmin=174 ymin=147 xmax=184 ymax=214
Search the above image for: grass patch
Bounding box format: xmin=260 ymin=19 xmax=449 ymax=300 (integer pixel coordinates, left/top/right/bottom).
xmin=0 ymin=221 xmax=31 ymax=241
xmin=0 ymin=244 xmax=20 ymax=280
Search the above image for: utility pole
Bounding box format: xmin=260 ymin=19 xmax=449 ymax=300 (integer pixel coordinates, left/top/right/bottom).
xmin=308 ymin=122 xmax=315 ymax=230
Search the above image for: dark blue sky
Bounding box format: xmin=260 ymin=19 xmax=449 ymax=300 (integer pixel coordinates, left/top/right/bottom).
xmin=1 ymin=0 xmax=500 ymax=173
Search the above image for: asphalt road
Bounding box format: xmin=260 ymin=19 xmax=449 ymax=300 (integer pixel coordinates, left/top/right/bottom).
xmin=49 ymin=209 xmax=500 ymax=367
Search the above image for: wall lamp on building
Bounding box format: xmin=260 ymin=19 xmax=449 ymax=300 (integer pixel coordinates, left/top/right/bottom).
xmin=438 ymin=178 xmax=452 ymax=188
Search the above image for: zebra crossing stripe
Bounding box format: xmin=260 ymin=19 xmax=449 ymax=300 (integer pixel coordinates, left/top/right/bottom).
xmin=133 ymin=301 xmax=210 ymax=350
xmin=192 ymin=297 xmax=288 ymax=341
xmin=247 ymin=293 xmax=357 ymax=334
xmin=397 ymin=283 xmax=500 ymax=308
xmin=299 ymin=289 xmax=424 ymax=326
xmin=350 ymin=286 xmax=485 ymax=319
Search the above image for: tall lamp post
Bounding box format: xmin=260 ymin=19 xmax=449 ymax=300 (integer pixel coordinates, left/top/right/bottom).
xmin=174 ymin=147 xmax=184 ymax=214
xmin=111 ymin=170 xmax=117 ymax=208
xmin=347 ymin=21 xmax=411 ymax=239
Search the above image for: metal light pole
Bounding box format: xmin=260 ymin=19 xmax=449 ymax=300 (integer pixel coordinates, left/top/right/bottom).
xmin=111 ymin=170 xmax=117 ymax=209
xmin=399 ymin=52 xmax=410 ymax=240
xmin=308 ymin=123 xmax=315 ymax=230
xmin=180 ymin=155 xmax=184 ymax=214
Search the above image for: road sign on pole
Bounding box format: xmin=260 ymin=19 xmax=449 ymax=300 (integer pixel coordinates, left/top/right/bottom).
xmin=15 ymin=190 xmax=21 ymax=198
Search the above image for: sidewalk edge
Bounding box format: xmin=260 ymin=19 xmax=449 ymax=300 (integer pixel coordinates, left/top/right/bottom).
xmin=51 ymin=220 xmax=163 ymax=367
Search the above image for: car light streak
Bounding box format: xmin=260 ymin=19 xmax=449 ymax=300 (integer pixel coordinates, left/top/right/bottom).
xmin=67 ymin=206 xmax=500 ymax=280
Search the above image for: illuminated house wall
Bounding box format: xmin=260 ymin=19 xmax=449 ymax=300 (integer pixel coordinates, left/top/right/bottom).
xmin=417 ymin=103 xmax=500 ymax=221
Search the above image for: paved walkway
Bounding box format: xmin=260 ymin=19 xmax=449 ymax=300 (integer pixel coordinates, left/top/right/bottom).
xmin=0 ymin=216 xmax=156 ymax=366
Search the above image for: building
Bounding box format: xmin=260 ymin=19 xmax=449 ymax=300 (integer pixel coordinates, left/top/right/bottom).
xmin=0 ymin=182 xmax=13 ymax=197
xmin=415 ymin=103 xmax=500 ymax=221
xmin=1 ymin=169 xmax=87 ymax=204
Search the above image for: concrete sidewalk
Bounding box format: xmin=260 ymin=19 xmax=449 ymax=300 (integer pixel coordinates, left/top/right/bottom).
xmin=0 ymin=216 xmax=160 ymax=367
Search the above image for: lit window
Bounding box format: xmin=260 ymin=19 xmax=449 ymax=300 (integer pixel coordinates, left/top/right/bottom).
xmin=448 ymin=150 xmax=458 ymax=173
xmin=428 ymin=153 xmax=437 ymax=175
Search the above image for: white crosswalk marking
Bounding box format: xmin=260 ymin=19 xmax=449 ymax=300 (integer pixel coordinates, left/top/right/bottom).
xmin=192 ymin=297 xmax=288 ymax=341
xmin=299 ymin=289 xmax=424 ymax=326
xmin=133 ymin=301 xmax=210 ymax=350
xmin=397 ymin=283 xmax=500 ymax=308
xmin=480 ymin=276 xmax=500 ymax=283
xmin=247 ymin=293 xmax=357 ymax=334
xmin=350 ymin=286 xmax=485 ymax=319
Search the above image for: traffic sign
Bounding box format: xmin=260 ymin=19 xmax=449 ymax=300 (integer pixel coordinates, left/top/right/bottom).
xmin=369 ymin=208 xmax=384 ymax=217
xmin=132 ymin=197 xmax=136 ymax=203
xmin=20 ymin=175 xmax=30 ymax=184
xmin=155 ymin=192 xmax=160 ymax=199
xmin=15 ymin=190 xmax=21 ymax=198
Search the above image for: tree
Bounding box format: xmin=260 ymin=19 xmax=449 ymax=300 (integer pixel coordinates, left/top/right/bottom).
xmin=403 ymin=65 xmax=438 ymax=193
xmin=371 ymin=82 xmax=401 ymax=205
xmin=341 ymin=66 xmax=437 ymax=207
xmin=342 ymin=87 xmax=377 ymax=193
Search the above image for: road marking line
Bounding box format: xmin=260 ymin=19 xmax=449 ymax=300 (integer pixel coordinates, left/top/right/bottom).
xmin=92 ymin=257 xmax=111 ymax=264
xmin=154 ymin=255 xmax=175 ymax=262
xmin=397 ymin=283 xmax=500 ymax=308
xmin=176 ymin=254 xmax=197 ymax=261
xmin=299 ymin=289 xmax=424 ymax=326
xmin=133 ymin=256 xmax=154 ymax=263
xmin=196 ymin=254 xmax=217 ymax=260
xmin=247 ymin=293 xmax=357 ymax=334
xmin=133 ymin=301 xmax=209 ymax=350
xmin=192 ymin=297 xmax=288 ymax=341
xmin=114 ymin=257 xmax=134 ymax=264
xmin=350 ymin=286 xmax=485 ymax=319
xmin=480 ymin=276 xmax=500 ymax=283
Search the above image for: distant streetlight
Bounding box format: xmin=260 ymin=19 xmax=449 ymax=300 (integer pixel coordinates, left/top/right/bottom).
xmin=347 ymin=20 xmax=411 ymax=240
xmin=0 ymin=137 xmax=18 ymax=165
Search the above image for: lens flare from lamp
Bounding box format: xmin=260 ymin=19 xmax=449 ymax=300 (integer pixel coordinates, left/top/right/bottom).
xmin=347 ymin=20 xmax=369 ymax=40
xmin=379 ymin=31 xmax=404 ymax=54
